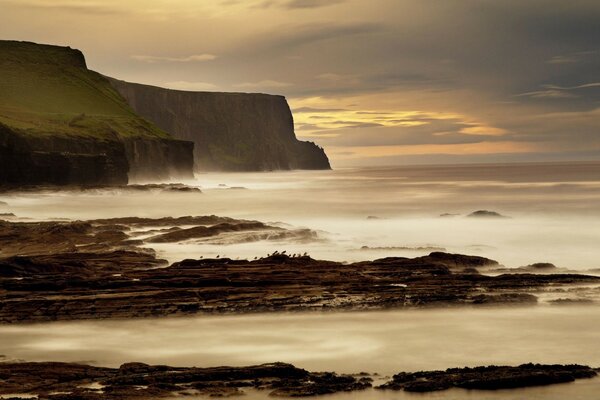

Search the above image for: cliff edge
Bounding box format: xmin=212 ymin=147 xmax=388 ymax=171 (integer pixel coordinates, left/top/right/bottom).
xmin=108 ymin=78 xmax=331 ymax=171
xmin=0 ymin=41 xmax=194 ymax=186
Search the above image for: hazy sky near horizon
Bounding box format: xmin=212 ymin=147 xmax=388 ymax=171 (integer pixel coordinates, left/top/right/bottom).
xmin=1 ymin=0 xmax=599 ymax=166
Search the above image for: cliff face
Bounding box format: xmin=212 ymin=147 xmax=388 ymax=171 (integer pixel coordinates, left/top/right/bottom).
xmin=0 ymin=124 xmax=129 ymax=185
xmin=108 ymin=78 xmax=331 ymax=171
xmin=0 ymin=41 xmax=194 ymax=187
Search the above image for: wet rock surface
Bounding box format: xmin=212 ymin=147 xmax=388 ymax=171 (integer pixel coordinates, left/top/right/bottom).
xmin=0 ymin=216 xmax=315 ymax=258
xmin=0 ymin=215 xmax=598 ymax=322
xmin=378 ymin=363 xmax=597 ymax=392
xmin=0 ymin=361 xmax=368 ymax=399
xmin=0 ymin=361 xmax=595 ymax=399
xmin=0 ymin=215 xmax=598 ymax=323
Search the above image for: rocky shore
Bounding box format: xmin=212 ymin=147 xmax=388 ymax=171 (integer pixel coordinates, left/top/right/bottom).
xmin=0 ymin=215 xmax=598 ymax=323
xmin=0 ymin=361 xmax=595 ymax=399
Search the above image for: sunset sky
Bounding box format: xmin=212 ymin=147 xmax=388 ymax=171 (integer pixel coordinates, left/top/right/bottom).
xmin=1 ymin=0 xmax=599 ymax=167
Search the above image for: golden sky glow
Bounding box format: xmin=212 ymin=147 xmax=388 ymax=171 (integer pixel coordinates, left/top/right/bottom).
xmin=1 ymin=0 xmax=599 ymax=166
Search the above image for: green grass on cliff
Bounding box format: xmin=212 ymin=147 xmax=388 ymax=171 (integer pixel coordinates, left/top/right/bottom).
xmin=0 ymin=40 xmax=169 ymax=139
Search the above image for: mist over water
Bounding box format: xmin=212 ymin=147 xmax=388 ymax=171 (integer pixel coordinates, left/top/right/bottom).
xmin=2 ymin=162 xmax=600 ymax=269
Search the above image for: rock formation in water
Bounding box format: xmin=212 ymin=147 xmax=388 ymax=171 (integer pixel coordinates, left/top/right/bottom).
xmin=0 ymin=361 xmax=594 ymax=399
xmin=0 ymin=41 xmax=194 ymax=186
xmin=378 ymin=364 xmax=597 ymax=392
xmin=1 ymin=214 xmax=599 ymax=323
xmin=108 ymin=78 xmax=331 ymax=171
xmin=0 ymin=361 xmax=371 ymax=399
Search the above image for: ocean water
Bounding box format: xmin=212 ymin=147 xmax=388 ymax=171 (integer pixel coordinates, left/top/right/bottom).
xmin=2 ymin=162 xmax=600 ymax=269
xmin=1 ymin=307 xmax=600 ymax=399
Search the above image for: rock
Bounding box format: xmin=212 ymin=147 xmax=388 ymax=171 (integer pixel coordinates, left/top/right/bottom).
xmin=471 ymin=293 xmax=538 ymax=305
xmin=418 ymin=251 xmax=500 ymax=269
xmin=522 ymin=262 xmax=557 ymax=270
xmin=468 ymin=210 xmax=509 ymax=218
xmin=491 ymin=263 xmax=560 ymax=274
xmin=378 ymin=364 xmax=597 ymax=392
xmin=1 ymin=245 xmax=597 ymax=322
xmin=439 ymin=213 xmax=459 ymax=218
xmin=549 ymin=298 xmax=595 ymax=305
xmin=108 ymin=77 xmax=331 ymax=172
xmin=0 ymin=361 xmax=369 ymax=399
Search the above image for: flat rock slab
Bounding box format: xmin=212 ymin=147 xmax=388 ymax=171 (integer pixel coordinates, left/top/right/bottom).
xmin=378 ymin=363 xmax=597 ymax=392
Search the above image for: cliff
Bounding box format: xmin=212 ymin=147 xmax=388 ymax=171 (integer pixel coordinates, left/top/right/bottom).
xmin=108 ymin=78 xmax=331 ymax=171
xmin=0 ymin=40 xmax=194 ymax=186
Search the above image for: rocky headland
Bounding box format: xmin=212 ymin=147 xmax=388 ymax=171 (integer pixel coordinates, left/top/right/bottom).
xmin=0 ymin=41 xmax=194 ymax=187
xmin=108 ymin=78 xmax=331 ymax=171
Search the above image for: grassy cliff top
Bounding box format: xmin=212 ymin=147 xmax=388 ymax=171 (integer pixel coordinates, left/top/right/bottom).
xmin=0 ymin=40 xmax=169 ymax=139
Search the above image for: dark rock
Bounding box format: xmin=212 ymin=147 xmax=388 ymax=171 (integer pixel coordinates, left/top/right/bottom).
xmin=0 ymin=361 xmax=370 ymax=399
xmin=378 ymin=364 xmax=597 ymax=392
xmin=549 ymin=298 xmax=595 ymax=305
xmin=439 ymin=213 xmax=460 ymax=218
xmin=1 ymin=245 xmax=597 ymax=322
xmin=418 ymin=251 xmax=500 ymax=269
xmin=468 ymin=210 xmax=509 ymax=218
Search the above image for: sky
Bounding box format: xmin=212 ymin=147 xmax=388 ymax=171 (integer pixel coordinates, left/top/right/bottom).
xmin=1 ymin=0 xmax=599 ymax=167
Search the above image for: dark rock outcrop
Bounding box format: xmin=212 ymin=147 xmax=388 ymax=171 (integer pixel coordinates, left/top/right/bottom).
xmin=0 ymin=361 xmax=368 ymax=399
xmin=378 ymin=364 xmax=597 ymax=392
xmin=0 ymin=40 xmax=194 ymax=187
xmin=108 ymin=78 xmax=331 ymax=171
xmin=0 ymin=361 xmax=594 ymax=399
xmin=468 ymin=210 xmax=509 ymax=218
xmin=1 ymin=213 xmax=599 ymax=323
xmin=0 ymin=125 xmax=129 ymax=185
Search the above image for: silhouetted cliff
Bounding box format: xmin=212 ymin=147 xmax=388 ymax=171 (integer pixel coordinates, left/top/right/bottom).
xmin=108 ymin=78 xmax=331 ymax=171
xmin=0 ymin=41 xmax=194 ymax=187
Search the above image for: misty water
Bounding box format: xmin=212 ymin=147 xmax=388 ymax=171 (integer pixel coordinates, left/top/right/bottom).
xmin=1 ymin=162 xmax=600 ymax=399
xmin=2 ymin=162 xmax=600 ymax=269
xmin=1 ymin=307 xmax=600 ymax=399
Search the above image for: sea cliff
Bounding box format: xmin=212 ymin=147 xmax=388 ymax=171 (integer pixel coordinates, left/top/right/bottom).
xmin=108 ymin=78 xmax=331 ymax=171
xmin=0 ymin=40 xmax=194 ymax=186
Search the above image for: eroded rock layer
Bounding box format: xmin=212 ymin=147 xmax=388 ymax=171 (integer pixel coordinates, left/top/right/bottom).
xmin=0 ymin=215 xmax=598 ymax=323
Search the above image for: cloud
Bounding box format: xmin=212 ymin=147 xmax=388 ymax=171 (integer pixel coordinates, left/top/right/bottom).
xmin=233 ymin=80 xmax=293 ymax=88
xmin=516 ymin=82 xmax=600 ymax=99
xmin=163 ymin=81 xmax=218 ymax=91
xmin=284 ymin=0 xmax=346 ymax=9
xmin=250 ymin=0 xmax=346 ymax=9
xmin=131 ymin=54 xmax=217 ymax=63
xmin=1 ymin=0 xmax=126 ymax=15
xmin=547 ymin=55 xmax=579 ymax=64
xmin=293 ymin=107 xmax=349 ymax=113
